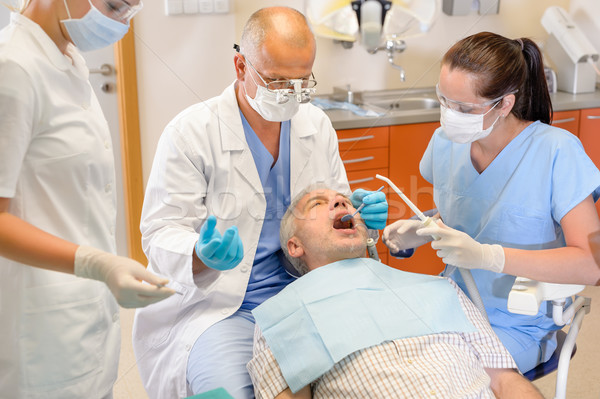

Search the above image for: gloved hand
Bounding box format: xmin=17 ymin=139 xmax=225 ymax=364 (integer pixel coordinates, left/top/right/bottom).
xmin=74 ymin=245 xmax=175 ymax=308
xmin=416 ymin=220 xmax=505 ymax=273
xmin=382 ymin=219 xmax=434 ymax=254
xmin=195 ymin=215 xmax=244 ymax=271
xmin=350 ymin=189 xmax=388 ymax=230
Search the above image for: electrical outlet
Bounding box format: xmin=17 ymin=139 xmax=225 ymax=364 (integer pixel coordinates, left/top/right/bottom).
xmin=213 ymin=0 xmax=229 ymax=13
xmin=198 ymin=0 xmax=213 ymax=13
xmin=164 ymin=0 xmax=183 ymax=15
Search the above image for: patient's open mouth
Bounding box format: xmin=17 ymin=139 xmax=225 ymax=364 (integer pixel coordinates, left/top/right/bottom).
xmin=333 ymin=214 xmax=354 ymax=230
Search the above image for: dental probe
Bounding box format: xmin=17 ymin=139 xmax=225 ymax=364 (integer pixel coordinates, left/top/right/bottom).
xmin=340 ymin=185 xmax=385 ymax=222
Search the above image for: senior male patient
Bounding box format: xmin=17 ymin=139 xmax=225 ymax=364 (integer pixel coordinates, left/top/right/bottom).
xmin=247 ymin=187 xmax=544 ymax=399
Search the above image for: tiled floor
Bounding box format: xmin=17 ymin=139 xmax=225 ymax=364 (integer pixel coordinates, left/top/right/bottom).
xmin=114 ymin=286 xmax=600 ymax=399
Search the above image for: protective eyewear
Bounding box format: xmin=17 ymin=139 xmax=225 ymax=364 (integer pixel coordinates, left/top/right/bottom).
xmin=98 ymin=0 xmax=143 ymax=22
xmin=435 ymin=84 xmax=515 ymax=115
xmin=235 ymin=45 xmax=317 ymax=104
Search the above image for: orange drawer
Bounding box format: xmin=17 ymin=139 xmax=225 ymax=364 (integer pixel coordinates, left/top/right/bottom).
xmin=337 ymin=127 xmax=389 ymax=153
xmin=341 ymin=147 xmax=388 ymax=172
xmin=346 ymin=168 xmax=389 ymax=192
xmin=552 ymin=110 xmax=580 ymax=136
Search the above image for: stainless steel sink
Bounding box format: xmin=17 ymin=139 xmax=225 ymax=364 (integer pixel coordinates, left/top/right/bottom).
xmin=360 ymin=88 xmax=440 ymax=112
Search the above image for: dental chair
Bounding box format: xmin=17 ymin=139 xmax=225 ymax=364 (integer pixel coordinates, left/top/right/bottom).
xmin=391 ymin=212 xmax=592 ymax=399
xmin=506 ymin=278 xmax=591 ymax=399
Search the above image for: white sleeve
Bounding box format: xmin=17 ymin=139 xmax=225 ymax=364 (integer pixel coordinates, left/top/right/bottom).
xmin=0 ymin=58 xmax=35 ymax=197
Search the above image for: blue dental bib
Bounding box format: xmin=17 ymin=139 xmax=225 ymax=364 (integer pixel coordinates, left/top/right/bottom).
xmin=252 ymin=257 xmax=476 ymax=392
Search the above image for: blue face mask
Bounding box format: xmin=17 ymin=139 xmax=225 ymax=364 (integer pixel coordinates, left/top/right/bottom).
xmin=61 ymin=0 xmax=130 ymax=52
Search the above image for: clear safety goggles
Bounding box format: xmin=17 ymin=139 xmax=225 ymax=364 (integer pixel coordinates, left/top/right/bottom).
xmin=240 ymin=51 xmax=317 ymax=104
xmin=436 ymin=84 xmax=516 ymax=115
xmin=98 ymin=0 xmax=143 ymax=22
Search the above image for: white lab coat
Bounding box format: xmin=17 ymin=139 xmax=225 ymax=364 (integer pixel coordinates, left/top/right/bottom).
xmin=0 ymin=13 xmax=120 ymax=399
xmin=133 ymin=82 xmax=350 ymax=398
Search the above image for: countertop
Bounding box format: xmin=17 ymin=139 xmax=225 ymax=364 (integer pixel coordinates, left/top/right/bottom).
xmin=321 ymin=88 xmax=600 ymax=130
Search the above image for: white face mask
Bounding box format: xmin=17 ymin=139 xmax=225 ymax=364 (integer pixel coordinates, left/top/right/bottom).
xmin=61 ymin=0 xmax=130 ymax=52
xmin=244 ymin=68 xmax=300 ymax=122
xmin=440 ymin=102 xmax=502 ymax=144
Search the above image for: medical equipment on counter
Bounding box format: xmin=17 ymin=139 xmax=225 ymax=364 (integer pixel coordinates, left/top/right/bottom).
xmin=541 ymin=6 xmax=599 ymax=94
xmin=341 ymin=185 xmax=385 ymax=223
xmin=375 ymin=174 xmax=488 ymax=320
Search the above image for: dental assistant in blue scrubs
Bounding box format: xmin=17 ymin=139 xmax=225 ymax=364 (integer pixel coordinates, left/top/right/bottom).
xmin=383 ymin=31 xmax=600 ymax=373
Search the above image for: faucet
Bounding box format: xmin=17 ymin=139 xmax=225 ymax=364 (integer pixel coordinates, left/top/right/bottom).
xmin=367 ymin=37 xmax=406 ymax=81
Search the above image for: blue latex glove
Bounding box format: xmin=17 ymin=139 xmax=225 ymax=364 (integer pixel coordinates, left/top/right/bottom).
xmin=195 ymin=215 xmax=244 ymax=271
xmin=350 ymin=189 xmax=388 ymax=230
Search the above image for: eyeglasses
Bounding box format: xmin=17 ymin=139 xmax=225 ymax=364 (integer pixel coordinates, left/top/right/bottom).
xmin=236 ymin=46 xmax=317 ymax=104
xmin=435 ymin=84 xmax=516 ymax=115
xmin=98 ymin=0 xmax=143 ymax=22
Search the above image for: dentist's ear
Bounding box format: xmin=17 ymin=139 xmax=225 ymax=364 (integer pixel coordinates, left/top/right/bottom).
xmin=287 ymin=237 xmax=305 ymax=259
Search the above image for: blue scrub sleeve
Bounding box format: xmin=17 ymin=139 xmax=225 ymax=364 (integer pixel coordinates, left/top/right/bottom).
xmin=550 ymin=134 xmax=600 ymax=222
xmin=419 ymin=129 xmax=437 ymax=185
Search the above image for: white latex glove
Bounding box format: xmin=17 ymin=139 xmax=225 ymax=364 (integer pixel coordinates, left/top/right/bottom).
xmin=382 ymin=219 xmax=435 ymax=254
xmin=74 ymin=245 xmax=175 ymax=308
xmin=416 ymin=220 xmax=505 ymax=273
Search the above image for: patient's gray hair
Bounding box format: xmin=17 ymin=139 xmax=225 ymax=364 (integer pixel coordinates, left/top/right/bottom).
xmin=280 ymin=183 xmax=330 ymax=276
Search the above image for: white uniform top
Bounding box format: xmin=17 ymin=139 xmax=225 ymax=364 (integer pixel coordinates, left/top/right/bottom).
xmin=0 ymin=13 xmax=120 ymax=399
xmin=133 ymin=82 xmax=350 ymax=398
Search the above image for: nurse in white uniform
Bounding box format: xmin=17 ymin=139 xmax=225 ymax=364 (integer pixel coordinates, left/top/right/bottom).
xmin=0 ymin=0 xmax=173 ymax=397
xmin=383 ymin=32 xmax=600 ymax=373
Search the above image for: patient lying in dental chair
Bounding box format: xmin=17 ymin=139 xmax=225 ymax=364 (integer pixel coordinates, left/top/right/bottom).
xmin=246 ymin=186 xmax=544 ymax=399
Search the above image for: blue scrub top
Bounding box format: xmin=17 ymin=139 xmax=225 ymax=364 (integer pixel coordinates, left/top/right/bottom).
xmin=420 ymin=121 xmax=600 ymax=369
xmin=238 ymin=112 xmax=295 ymax=313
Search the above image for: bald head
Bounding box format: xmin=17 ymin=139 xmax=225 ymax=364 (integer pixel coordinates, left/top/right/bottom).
xmin=240 ymin=7 xmax=315 ymax=65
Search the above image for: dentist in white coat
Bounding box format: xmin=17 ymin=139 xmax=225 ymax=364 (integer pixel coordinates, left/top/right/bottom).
xmin=133 ymin=6 xmax=388 ymax=399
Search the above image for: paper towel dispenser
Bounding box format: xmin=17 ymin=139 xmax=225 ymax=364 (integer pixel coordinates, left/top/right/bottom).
xmin=541 ymin=6 xmax=599 ymax=93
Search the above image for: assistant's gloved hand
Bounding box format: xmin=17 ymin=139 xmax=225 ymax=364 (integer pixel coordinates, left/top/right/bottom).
xmin=416 ymin=220 xmax=505 ymax=273
xmin=382 ymin=219 xmax=435 ymax=254
xmin=350 ymin=189 xmax=388 ymax=230
xmin=74 ymin=245 xmax=175 ymax=308
xmin=195 ymin=215 xmax=244 ymax=271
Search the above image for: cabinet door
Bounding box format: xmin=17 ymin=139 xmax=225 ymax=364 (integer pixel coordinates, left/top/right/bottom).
xmin=552 ymin=110 xmax=580 ymax=136
xmin=579 ymin=108 xmax=600 ymax=215
xmin=388 ymin=122 xmax=444 ymax=275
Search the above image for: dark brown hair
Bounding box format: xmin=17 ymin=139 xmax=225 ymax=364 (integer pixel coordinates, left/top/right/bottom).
xmin=442 ymin=32 xmax=553 ymax=124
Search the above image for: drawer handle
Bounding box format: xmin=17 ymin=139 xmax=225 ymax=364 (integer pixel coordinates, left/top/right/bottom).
xmin=348 ymin=177 xmax=374 ymax=185
xmin=338 ymin=135 xmax=375 ymax=143
xmin=343 ymin=156 xmax=374 ymax=164
xmin=553 ymin=117 xmax=575 ymax=124
xmin=587 ymin=115 xmax=600 ymax=120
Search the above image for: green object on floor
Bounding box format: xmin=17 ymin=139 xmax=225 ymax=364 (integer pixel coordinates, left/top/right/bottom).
xmin=185 ymin=387 xmax=234 ymax=399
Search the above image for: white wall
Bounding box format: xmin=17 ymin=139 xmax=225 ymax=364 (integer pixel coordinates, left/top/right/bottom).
xmin=134 ymin=0 xmax=571 ymax=183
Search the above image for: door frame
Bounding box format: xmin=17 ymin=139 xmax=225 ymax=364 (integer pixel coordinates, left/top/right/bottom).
xmin=114 ymin=22 xmax=146 ymax=264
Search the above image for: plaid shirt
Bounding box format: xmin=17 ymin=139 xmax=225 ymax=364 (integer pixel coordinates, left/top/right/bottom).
xmin=247 ymin=279 xmax=516 ymax=398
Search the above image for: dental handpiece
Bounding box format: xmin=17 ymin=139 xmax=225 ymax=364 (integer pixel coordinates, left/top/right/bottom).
xmin=375 ymin=174 xmax=439 ymax=239
xmin=340 ymin=185 xmax=385 ymax=223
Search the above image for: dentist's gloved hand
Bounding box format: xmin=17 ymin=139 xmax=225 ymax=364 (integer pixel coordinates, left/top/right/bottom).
xmin=350 ymin=189 xmax=388 ymax=230
xmin=74 ymin=245 xmax=175 ymax=309
xmin=382 ymin=219 xmax=435 ymax=254
xmin=195 ymin=215 xmax=244 ymax=271
xmin=416 ymin=220 xmax=505 ymax=273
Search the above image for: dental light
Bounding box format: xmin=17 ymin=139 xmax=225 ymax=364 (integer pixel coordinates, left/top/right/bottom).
xmin=305 ymin=0 xmax=439 ymax=79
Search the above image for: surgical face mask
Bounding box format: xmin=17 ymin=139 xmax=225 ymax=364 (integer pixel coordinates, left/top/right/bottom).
xmin=440 ymin=101 xmax=502 ymax=144
xmin=245 ymin=69 xmax=300 ymax=122
xmin=61 ymin=0 xmax=131 ymax=52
